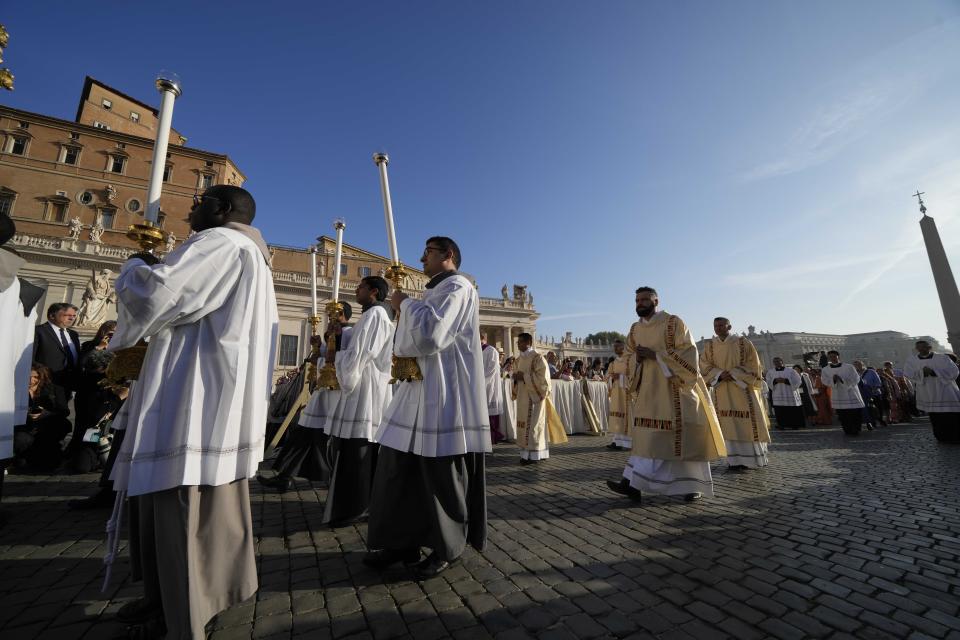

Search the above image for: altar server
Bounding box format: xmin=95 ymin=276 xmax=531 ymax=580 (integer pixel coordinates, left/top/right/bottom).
xmin=606 ymin=287 xmax=726 ymax=503
xmin=0 ymin=213 xmax=43 ymax=527
xmin=765 ymin=357 xmax=805 ymax=429
xmin=108 ymin=186 xmax=278 ymax=639
xmin=365 ymin=236 xmax=490 ymax=579
xmin=258 ymin=304 xmax=353 ymax=492
xmin=904 ymin=340 xmax=960 ymax=443
xmin=322 ymin=276 xmax=393 ymax=527
xmin=819 ymin=350 xmax=865 ymax=435
xmin=481 ymin=330 xmax=505 ymax=444
xmin=700 ymin=317 xmax=771 ymax=469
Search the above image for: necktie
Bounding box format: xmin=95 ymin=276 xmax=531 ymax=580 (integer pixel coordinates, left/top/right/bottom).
xmin=60 ymin=328 xmax=75 ymax=367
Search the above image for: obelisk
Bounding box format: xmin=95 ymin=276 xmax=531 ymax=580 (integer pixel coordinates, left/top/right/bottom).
xmin=916 ymin=191 xmax=960 ymax=354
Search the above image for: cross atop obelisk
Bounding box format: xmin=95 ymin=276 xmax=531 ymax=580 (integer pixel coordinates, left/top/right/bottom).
xmin=916 ymin=191 xmax=960 ymax=354
xmin=913 ymin=190 xmax=927 ymax=215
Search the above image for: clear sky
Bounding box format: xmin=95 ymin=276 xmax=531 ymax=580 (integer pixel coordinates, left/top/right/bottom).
xmin=4 ymin=1 xmax=960 ymax=347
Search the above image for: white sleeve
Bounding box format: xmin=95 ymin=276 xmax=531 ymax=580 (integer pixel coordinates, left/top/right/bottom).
xmin=109 ymin=232 xmax=241 ymax=349
xmin=840 ymin=365 xmax=861 ymax=386
xmin=395 ymin=281 xmax=471 ymax=357
xmin=933 ymin=355 xmax=960 ymax=381
xmin=335 ymin=308 xmax=392 ymax=394
xmin=787 ymin=369 xmax=802 ymax=390
xmin=903 ymin=358 xmax=922 ymax=382
xmin=483 ymin=347 xmax=499 ymax=380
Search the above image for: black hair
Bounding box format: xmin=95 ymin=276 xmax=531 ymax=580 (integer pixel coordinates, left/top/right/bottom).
xmin=635 ymin=286 xmax=658 ymax=297
xmin=361 ymin=275 xmax=390 ymax=303
xmin=340 ymin=301 xmax=353 ymax=321
xmin=207 ymin=185 xmax=256 ymax=222
xmin=518 ymin=332 xmax=533 ymax=342
xmin=827 ymin=350 xmax=840 ymax=356
xmin=426 ymin=236 xmax=461 ymax=268
xmin=714 ymin=316 xmax=730 ymax=324
xmin=47 ymin=302 xmax=78 ymax=320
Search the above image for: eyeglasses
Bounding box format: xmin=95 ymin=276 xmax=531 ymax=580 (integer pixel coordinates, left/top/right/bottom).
xmin=422 ymin=246 xmax=443 ymax=257
xmin=192 ymin=194 xmax=220 ymax=208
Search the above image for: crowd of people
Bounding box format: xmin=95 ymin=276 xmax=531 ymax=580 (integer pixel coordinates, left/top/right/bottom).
xmin=3 ymin=187 xmax=960 ymax=639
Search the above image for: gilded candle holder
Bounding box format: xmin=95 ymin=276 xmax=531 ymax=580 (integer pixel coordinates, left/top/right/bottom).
xmin=316 ymin=301 xmax=343 ymax=390
xmin=103 ymin=221 xmax=170 ymax=383
xmin=386 ymin=264 xmax=423 ymax=383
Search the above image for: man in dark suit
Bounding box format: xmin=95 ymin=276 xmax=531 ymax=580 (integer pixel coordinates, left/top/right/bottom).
xmin=34 ymin=302 xmax=81 ymax=397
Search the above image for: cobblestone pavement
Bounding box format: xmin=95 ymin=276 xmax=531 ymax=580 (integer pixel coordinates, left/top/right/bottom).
xmin=2 ymin=420 xmax=959 ymax=640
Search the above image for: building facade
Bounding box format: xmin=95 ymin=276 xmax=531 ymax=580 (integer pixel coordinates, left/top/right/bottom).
xmin=4 ymin=78 xmax=539 ymax=378
xmin=696 ymin=326 xmax=947 ymax=371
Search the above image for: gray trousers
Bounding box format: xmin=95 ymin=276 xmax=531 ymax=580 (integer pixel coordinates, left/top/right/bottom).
xmin=129 ymin=478 xmax=258 ymax=640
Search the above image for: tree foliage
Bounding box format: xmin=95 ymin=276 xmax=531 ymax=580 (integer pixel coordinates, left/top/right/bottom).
xmin=584 ymin=331 xmax=627 ymax=345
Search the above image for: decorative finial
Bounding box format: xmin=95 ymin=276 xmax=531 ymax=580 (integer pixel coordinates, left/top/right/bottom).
xmin=914 ymin=189 xmax=927 ymax=216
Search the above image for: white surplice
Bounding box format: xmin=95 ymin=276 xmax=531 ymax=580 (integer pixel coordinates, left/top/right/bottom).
xmin=482 ymin=344 xmax=503 ymax=418
xmin=820 ymin=363 xmax=864 ymax=409
xmin=904 ymin=353 xmax=960 ymax=413
xmin=0 ymin=250 xmax=37 ymax=460
xmin=300 ymin=326 xmax=353 ymax=431
xmin=375 ymin=272 xmax=492 ymax=457
xmin=326 ymin=305 xmax=393 ymax=441
xmin=765 ymin=367 xmax=802 ymax=407
xmin=109 ymin=227 xmax=279 ymax=497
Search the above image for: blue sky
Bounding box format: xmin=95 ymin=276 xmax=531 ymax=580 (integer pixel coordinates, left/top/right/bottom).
xmin=4 ymin=1 xmax=960 ymax=348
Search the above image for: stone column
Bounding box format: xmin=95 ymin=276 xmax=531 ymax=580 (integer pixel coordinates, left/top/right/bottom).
xmin=920 ymin=211 xmax=960 ymax=354
xmin=501 ymin=326 xmax=512 ymax=357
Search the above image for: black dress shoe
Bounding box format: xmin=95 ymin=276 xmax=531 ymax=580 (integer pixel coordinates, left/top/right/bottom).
xmin=256 ymin=474 xmax=292 ymax=492
xmin=363 ymin=548 xmax=421 ymax=570
xmin=684 ymin=492 xmax=702 ymax=502
xmin=519 ymin=458 xmax=535 ymax=465
xmin=415 ymin=553 xmax=460 ymax=579
xmin=605 ymin=442 xmax=623 ymax=450
xmin=606 ymin=478 xmax=642 ymax=502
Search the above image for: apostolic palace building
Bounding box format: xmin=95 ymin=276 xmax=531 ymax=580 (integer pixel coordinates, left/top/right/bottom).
xmin=1 ymin=77 xmax=539 ymax=377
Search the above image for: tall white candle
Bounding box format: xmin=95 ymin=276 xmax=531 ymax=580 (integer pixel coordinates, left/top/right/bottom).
xmin=332 ymin=220 xmax=346 ymax=302
xmin=373 ymin=153 xmax=400 ymax=265
xmin=145 ymin=73 xmax=181 ymax=224
xmin=310 ymin=246 xmax=318 ymax=316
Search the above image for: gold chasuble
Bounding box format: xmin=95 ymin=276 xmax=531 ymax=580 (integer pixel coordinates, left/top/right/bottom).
xmin=606 ymin=354 xmax=630 ymax=435
xmin=626 ymin=312 xmax=726 ymax=461
xmin=513 ymin=350 xmax=567 ymax=451
xmin=700 ymin=336 xmax=771 ymax=445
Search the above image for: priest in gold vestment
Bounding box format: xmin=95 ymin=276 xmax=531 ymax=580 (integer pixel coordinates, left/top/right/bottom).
xmin=512 ymin=332 xmax=567 ymax=464
xmin=605 ymin=340 xmax=631 ymax=451
xmin=606 ymin=287 xmax=725 ymax=502
xmin=700 ymin=318 xmax=771 ymax=470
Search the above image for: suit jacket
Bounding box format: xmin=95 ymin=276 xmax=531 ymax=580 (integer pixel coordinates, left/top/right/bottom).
xmin=34 ymin=323 xmax=82 ymax=389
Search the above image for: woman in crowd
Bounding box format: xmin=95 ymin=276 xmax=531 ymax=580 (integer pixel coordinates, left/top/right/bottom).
xmin=14 ymin=363 xmax=71 ymax=470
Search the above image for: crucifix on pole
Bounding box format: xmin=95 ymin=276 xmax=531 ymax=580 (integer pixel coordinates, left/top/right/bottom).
xmin=913 ymin=189 xmax=927 ymax=215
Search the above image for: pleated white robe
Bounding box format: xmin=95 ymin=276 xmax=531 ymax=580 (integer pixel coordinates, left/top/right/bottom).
xmin=0 ymin=251 xmax=37 ymax=461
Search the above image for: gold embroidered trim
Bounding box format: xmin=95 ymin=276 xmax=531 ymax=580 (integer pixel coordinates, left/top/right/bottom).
xmin=634 ymin=417 xmax=672 ymax=430
xmin=717 ymin=409 xmax=751 ymax=418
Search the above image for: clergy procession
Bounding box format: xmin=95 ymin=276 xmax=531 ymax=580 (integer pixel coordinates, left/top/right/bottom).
xmin=4 ymin=184 xmax=959 ymax=637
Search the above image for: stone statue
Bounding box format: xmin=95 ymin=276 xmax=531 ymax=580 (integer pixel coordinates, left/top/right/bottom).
xmin=501 ymin=284 xmax=508 ymax=301
xmin=528 ymin=292 xmax=533 ymax=306
xmin=268 ymin=247 xmax=276 ymax=268
xmin=89 ymin=219 xmax=104 ymax=244
xmin=319 ymin=258 xmax=327 ymax=277
xmin=105 ymin=184 xmax=117 ymax=203
xmin=164 ymin=232 xmax=177 ymax=253
xmin=378 ymin=266 xmax=386 ymax=277
xmin=67 ymin=216 xmax=82 ymax=240
xmin=187 ymin=229 xmax=197 ymax=239
xmin=513 ymin=284 xmax=527 ymax=302
xmin=75 ymin=269 xmax=115 ymax=327
xmin=748 ymin=325 xmax=757 ymax=336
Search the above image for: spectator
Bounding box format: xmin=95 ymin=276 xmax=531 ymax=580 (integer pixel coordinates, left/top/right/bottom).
xmin=14 ymin=363 xmax=71 ymax=470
